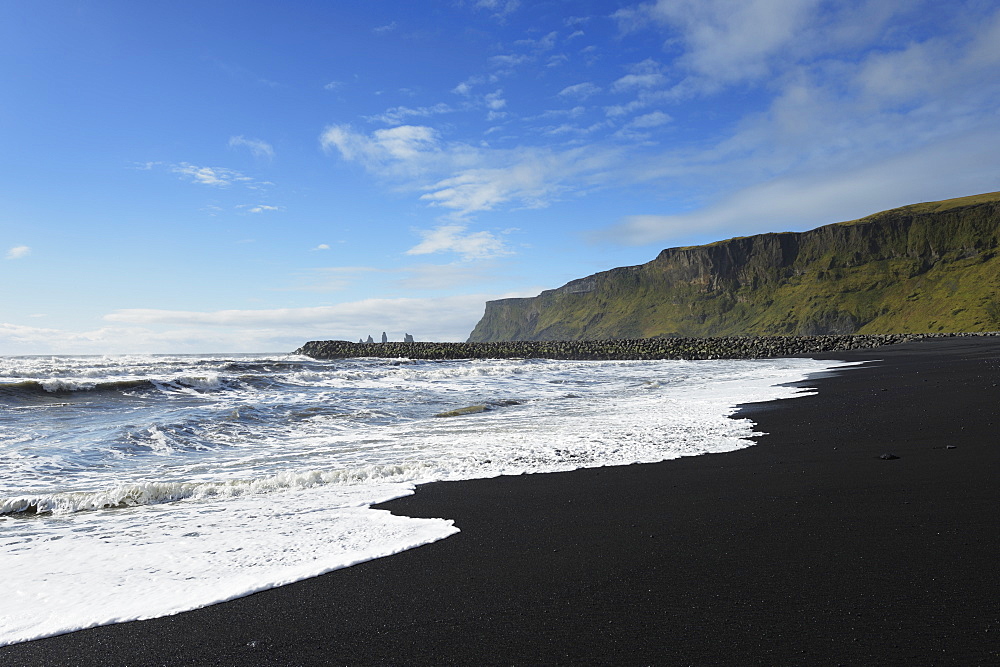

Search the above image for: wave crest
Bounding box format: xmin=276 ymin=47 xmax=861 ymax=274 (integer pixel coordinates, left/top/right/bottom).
xmin=0 ymin=464 xmax=435 ymax=517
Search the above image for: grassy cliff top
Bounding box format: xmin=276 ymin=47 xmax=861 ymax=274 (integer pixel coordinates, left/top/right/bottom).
xmin=840 ymin=190 xmax=1000 ymax=224
xmin=677 ymin=191 xmax=1000 ymax=251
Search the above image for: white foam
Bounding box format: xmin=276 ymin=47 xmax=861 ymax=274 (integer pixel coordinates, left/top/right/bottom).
xmin=0 ymin=484 xmax=456 ymax=646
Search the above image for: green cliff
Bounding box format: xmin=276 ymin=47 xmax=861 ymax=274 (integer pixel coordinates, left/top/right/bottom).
xmin=468 ymin=192 xmax=1000 ymax=341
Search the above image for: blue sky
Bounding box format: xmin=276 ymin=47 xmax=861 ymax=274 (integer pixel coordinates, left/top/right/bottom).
xmin=3 ymin=0 xmax=999 ymax=354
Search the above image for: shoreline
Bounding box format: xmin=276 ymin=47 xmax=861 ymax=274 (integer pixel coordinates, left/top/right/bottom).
xmin=2 ymin=336 xmax=998 ymax=665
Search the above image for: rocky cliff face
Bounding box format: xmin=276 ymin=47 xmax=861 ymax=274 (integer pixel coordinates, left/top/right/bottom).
xmin=468 ymin=192 xmax=1000 ymax=342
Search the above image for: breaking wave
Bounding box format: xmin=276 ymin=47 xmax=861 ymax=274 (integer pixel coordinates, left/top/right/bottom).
xmin=0 ymin=464 xmax=439 ymax=517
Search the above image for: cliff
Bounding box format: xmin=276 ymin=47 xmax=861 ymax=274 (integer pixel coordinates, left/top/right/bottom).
xmin=468 ymin=192 xmax=1000 ymax=341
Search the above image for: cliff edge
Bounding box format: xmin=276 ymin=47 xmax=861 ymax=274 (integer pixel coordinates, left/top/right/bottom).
xmin=468 ymin=192 xmax=1000 ymax=341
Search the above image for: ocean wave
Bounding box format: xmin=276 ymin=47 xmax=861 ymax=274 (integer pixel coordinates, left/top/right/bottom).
xmin=0 ymin=378 xmax=154 ymax=397
xmin=0 ymin=374 xmax=244 ymax=399
xmin=0 ymin=464 xmax=437 ymax=517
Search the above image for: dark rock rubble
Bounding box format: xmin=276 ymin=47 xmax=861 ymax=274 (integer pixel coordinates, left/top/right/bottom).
xmin=294 ymin=332 xmax=998 ymax=361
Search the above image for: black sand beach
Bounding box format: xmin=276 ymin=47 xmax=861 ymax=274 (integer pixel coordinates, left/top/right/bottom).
xmin=3 ymin=336 xmax=998 ymax=666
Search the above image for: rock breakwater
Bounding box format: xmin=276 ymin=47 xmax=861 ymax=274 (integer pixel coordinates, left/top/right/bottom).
xmin=293 ymin=332 xmax=997 ymax=361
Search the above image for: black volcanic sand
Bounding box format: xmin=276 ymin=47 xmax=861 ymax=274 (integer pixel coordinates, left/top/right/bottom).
xmin=3 ymin=337 xmax=999 ymax=666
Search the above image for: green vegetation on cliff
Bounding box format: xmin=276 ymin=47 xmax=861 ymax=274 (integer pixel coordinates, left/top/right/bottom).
xmin=468 ymin=192 xmax=1000 ymax=341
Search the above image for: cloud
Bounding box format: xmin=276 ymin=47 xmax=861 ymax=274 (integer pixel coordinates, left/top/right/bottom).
xmin=612 ymin=73 xmax=666 ymax=92
xmin=312 ymin=243 xmax=331 ymax=251
xmin=614 ymin=0 xmax=920 ymax=98
xmin=0 ymin=322 xmax=275 ymax=356
xmin=489 ymin=54 xmax=531 ymax=70
xmin=605 ymin=124 xmax=1000 ymax=245
xmin=514 ymin=31 xmax=557 ymax=52
xmin=452 ymin=75 xmax=487 ymax=97
xmin=415 ymin=154 xmax=576 ymax=215
xmin=406 ymin=225 xmax=511 ymax=260
xmin=229 ymin=135 xmax=275 ymax=160
xmin=248 ymin=205 xmax=280 ymax=214
xmin=582 ymin=2 xmax=1000 ymax=244
xmin=321 ymin=123 xmax=624 ymax=218
xmin=558 ymin=82 xmax=601 ymax=99
xmin=366 ymin=103 xmax=455 ymax=126
xmin=322 ymin=6 xmax=999 ymax=232
xmin=5 ymin=246 xmax=30 ymax=260
xmin=324 ymin=81 xmax=343 ymax=91
xmin=629 ymin=111 xmax=672 ymax=128
xmin=615 ymin=0 xmax=821 ymax=89
xmin=611 ymin=58 xmax=667 ymax=93
xmin=484 ymin=90 xmax=506 ymax=111
xmin=98 ymin=292 xmax=535 ymax=349
xmin=373 ymin=21 xmax=397 ymax=34
xmin=484 ymin=90 xmax=508 ymax=120
xmin=474 ymin=0 xmax=520 ymax=19
xmin=172 ymin=163 xmax=253 ymax=187
xmin=320 ymin=124 xmax=445 ymax=174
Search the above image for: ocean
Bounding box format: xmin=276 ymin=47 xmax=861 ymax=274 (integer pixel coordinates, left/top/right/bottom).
xmin=0 ymin=352 xmax=846 ymax=645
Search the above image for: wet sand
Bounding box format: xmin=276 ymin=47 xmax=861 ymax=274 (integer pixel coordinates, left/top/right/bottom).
xmin=2 ymin=336 xmax=998 ymax=665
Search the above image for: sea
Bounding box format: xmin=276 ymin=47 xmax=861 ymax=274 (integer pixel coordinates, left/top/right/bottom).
xmin=0 ymin=352 xmax=848 ymax=646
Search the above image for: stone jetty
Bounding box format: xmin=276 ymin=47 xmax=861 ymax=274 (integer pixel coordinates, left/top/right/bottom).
xmin=293 ymin=332 xmax=997 ymax=361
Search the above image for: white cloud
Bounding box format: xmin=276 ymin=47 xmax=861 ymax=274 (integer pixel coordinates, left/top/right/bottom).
xmin=6 ymin=245 xmax=30 ymax=260
xmin=484 ymin=90 xmax=508 ymax=121
xmin=228 ymin=135 xmax=275 ymax=160
xmin=515 ymin=31 xmax=557 ymax=52
xmin=320 ymin=124 xmax=445 ymax=174
xmin=611 ymin=73 xmax=666 ymax=93
xmin=373 ymin=21 xmax=397 ymax=34
xmin=323 ymin=81 xmax=343 ymax=91
xmin=586 ymin=2 xmax=1000 ymax=244
xmin=0 ymin=322 xmax=278 ymax=356
xmin=611 ymin=58 xmax=667 ymax=93
xmin=172 ymin=163 xmax=253 ymax=187
xmin=606 ymin=124 xmax=1000 ymax=245
xmin=416 ymin=154 xmax=573 ymax=215
xmin=604 ymin=99 xmax=648 ymax=118
xmin=489 ymin=54 xmax=531 ymax=69
xmin=484 ymin=90 xmax=507 ymax=111
xmin=97 ymin=292 xmax=535 ymax=349
xmin=312 ymin=243 xmax=331 ymax=251
xmin=452 ymin=75 xmax=486 ymax=97
xmin=367 ymin=103 xmax=455 ymax=125
xmin=558 ymin=82 xmax=601 ymax=98
xmin=616 ymin=0 xmax=821 ymax=89
xmin=474 ymin=0 xmax=520 ymax=19
xmin=322 ymin=5 xmax=1000 ymax=233
xmin=406 ymin=225 xmax=511 ymax=260
xmin=248 ymin=205 xmax=281 ymax=214
xmin=629 ymin=111 xmax=672 ymax=128
xmin=321 ymin=124 xmax=622 ymax=217
xmin=614 ymin=0 xmax=920 ymax=98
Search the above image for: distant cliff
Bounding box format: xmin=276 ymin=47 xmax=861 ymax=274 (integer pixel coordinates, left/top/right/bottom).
xmin=468 ymin=192 xmax=1000 ymax=342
